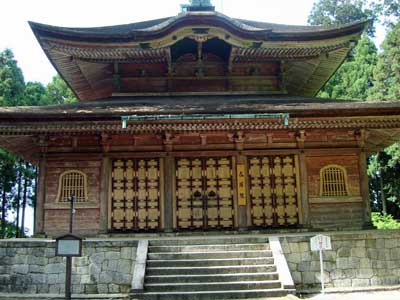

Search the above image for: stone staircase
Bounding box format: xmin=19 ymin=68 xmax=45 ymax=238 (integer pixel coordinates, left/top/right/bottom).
xmin=132 ymin=237 xmax=295 ymax=300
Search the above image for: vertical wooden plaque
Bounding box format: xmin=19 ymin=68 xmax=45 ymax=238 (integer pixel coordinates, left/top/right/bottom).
xmin=237 ymin=164 xmax=246 ymax=206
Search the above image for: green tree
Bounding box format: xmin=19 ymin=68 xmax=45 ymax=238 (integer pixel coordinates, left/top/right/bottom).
xmin=0 ymin=49 xmax=25 ymax=106
xmin=45 ymin=75 xmax=77 ymax=104
xmin=308 ymin=1 xmax=379 ymax=100
xmin=24 ymin=82 xmax=47 ymax=106
xmin=0 ymin=149 xmax=16 ymax=238
xmin=368 ymin=143 xmax=400 ymax=218
xmin=373 ymin=0 xmax=400 ymax=27
xmin=319 ymin=34 xmax=378 ymax=100
xmin=366 ymin=20 xmax=400 ymax=222
xmin=368 ymin=21 xmax=400 ymax=101
xmin=308 ymin=0 xmax=378 ymax=36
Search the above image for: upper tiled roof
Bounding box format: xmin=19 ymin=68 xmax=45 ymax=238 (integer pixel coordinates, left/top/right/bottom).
xmin=29 ymin=11 xmax=368 ymax=101
xmin=29 ymin=12 xmax=368 ymax=42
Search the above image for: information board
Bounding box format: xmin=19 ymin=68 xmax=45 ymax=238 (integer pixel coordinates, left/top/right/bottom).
xmin=310 ymin=234 xmax=332 ymax=251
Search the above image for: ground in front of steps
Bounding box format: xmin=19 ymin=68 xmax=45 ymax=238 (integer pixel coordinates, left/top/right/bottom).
xmin=301 ymin=290 xmax=400 ymax=300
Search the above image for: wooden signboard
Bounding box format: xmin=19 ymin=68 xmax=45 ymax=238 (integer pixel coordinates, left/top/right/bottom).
xmin=237 ymin=164 xmax=247 ymax=206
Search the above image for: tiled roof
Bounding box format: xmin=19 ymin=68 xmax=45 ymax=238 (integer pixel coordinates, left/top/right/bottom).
xmin=29 ymin=13 xmax=367 ymax=41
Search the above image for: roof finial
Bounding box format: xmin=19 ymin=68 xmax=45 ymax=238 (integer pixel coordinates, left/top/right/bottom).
xmin=181 ymin=0 xmax=215 ymax=12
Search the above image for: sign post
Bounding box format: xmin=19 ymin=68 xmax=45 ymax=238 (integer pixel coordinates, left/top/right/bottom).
xmin=55 ymin=195 xmax=82 ymax=300
xmin=310 ymin=234 xmax=332 ymax=294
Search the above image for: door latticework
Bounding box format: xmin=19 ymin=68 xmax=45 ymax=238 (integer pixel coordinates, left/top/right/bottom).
xmin=248 ymin=155 xmax=300 ymax=227
xmin=175 ymin=157 xmax=234 ymax=230
xmin=111 ymin=158 xmax=162 ymax=231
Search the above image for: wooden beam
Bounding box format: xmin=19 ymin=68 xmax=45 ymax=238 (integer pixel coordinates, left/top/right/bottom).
xmin=113 ymin=62 xmax=120 ymax=92
xmin=298 ymin=151 xmax=310 ymax=227
xmin=99 ymin=155 xmax=111 ymax=233
xmin=163 ymin=156 xmax=174 ymax=232
xmin=359 ymin=150 xmax=372 ymax=227
xmin=34 ymin=154 xmax=47 ymax=236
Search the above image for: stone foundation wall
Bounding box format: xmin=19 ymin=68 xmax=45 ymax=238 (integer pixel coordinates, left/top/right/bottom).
xmin=1 ymin=231 xmax=400 ymax=298
xmin=281 ymin=230 xmax=400 ymax=290
xmin=0 ymin=239 xmax=137 ymax=297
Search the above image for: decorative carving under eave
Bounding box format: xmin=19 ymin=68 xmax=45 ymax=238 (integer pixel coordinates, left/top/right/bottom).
xmin=190 ymin=35 xmax=214 ymax=44
xmin=200 ymin=134 xmax=207 ymax=145
xmin=72 ymin=137 xmax=78 ymax=149
xmin=101 ymin=133 xmax=112 ymax=153
xmin=235 ymin=131 xmax=245 ymax=150
xmin=267 ymin=134 xmax=274 ymax=144
xmin=354 ymin=129 xmax=368 ymax=149
xmin=296 ymin=130 xmax=306 ymax=149
xmin=163 ymin=133 xmax=174 ymax=152
xmin=37 ymin=135 xmax=48 ymax=154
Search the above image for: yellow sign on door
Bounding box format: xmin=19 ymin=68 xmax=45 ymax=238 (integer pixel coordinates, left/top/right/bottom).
xmin=237 ymin=164 xmax=246 ymax=206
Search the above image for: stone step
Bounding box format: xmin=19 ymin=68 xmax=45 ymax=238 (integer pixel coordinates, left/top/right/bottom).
xmin=132 ymin=288 xmax=294 ymax=300
xmin=147 ymin=257 xmax=274 ymax=267
xmin=148 ymin=237 xmax=269 ymax=246
xmin=147 ymin=250 xmax=273 ymax=260
xmin=148 ymin=243 xmax=270 ymax=252
xmin=146 ymin=264 xmax=277 ymax=275
xmin=144 ymin=280 xmax=282 ymax=292
xmin=145 ymin=272 xmax=279 ymax=284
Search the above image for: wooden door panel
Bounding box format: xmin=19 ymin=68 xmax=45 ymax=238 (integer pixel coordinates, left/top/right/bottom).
xmin=175 ymin=157 xmax=234 ymax=230
xmin=111 ymin=158 xmax=162 ymax=232
xmin=248 ymin=155 xmax=301 ymax=227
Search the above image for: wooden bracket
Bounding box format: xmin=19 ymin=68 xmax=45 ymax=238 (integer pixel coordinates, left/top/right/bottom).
xmin=101 ymin=134 xmax=112 ymax=153
xmin=296 ymin=130 xmax=306 ymax=149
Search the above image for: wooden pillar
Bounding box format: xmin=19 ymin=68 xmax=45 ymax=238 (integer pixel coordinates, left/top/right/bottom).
xmin=299 ymin=151 xmax=310 ymax=227
xmin=359 ymin=151 xmax=372 ymax=227
xmin=34 ymin=154 xmax=47 ymax=236
xmin=99 ymin=156 xmax=111 ymax=233
xmin=163 ymin=155 xmax=174 ymax=232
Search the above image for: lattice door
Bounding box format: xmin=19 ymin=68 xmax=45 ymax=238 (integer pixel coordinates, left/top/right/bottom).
xmin=248 ymin=155 xmax=300 ymax=227
xmin=111 ymin=158 xmax=162 ymax=231
xmin=175 ymin=157 xmax=234 ymax=230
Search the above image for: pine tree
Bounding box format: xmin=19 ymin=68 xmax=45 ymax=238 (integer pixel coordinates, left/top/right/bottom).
xmin=45 ymin=75 xmax=77 ymax=104
xmin=308 ymin=0 xmax=377 ymax=36
xmin=368 ymin=21 xmax=400 ymax=101
xmin=0 ymin=49 xmax=25 ymax=106
xmin=319 ymin=34 xmax=378 ymax=100
xmin=0 ymin=149 xmax=16 ymax=238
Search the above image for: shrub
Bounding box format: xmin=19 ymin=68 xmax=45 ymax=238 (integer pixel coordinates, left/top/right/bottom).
xmin=372 ymin=212 xmax=400 ymax=229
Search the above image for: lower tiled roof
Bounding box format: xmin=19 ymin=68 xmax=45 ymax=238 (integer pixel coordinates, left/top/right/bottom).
xmin=0 ymin=95 xmax=400 ymax=121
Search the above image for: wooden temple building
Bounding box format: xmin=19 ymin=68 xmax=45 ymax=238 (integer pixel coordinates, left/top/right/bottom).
xmin=1 ymin=1 xmax=400 ymax=237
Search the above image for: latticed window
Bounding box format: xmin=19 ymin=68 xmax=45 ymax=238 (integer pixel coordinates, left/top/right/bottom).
xmin=320 ymin=165 xmax=349 ymax=197
xmin=57 ymin=170 xmax=88 ymax=202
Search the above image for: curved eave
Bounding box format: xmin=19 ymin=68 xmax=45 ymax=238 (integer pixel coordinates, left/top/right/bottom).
xmin=29 ymin=13 xmax=368 ymax=44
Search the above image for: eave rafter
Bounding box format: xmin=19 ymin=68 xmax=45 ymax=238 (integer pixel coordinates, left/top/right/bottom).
xmin=42 ymin=32 xmax=356 ymax=62
xmin=43 ymin=41 xmax=171 ymax=63
xmin=230 ymin=41 xmax=352 ymax=62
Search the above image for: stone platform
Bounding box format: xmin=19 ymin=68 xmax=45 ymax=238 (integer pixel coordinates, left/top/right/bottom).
xmin=0 ymin=230 xmax=400 ymax=299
